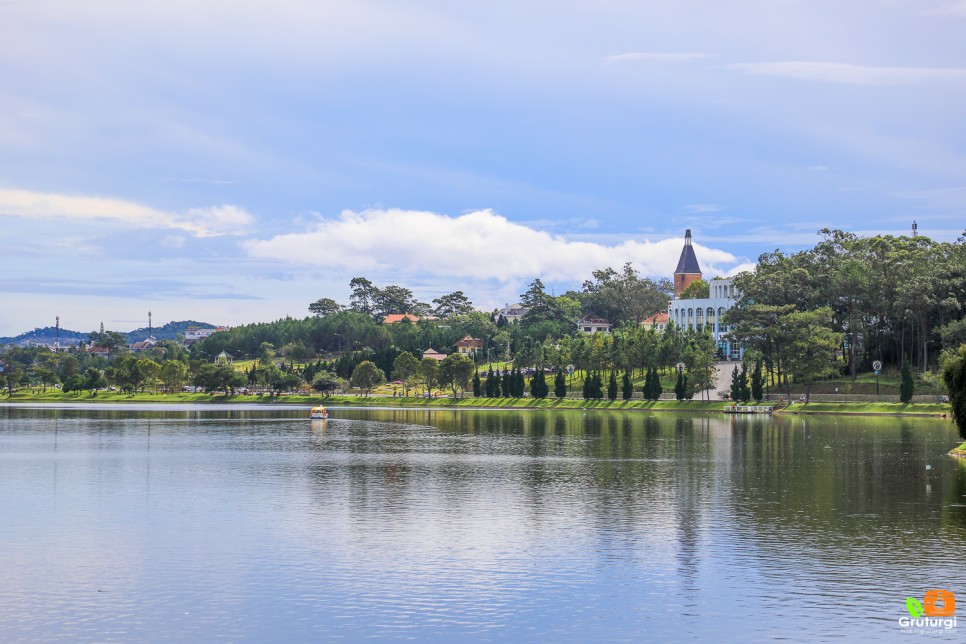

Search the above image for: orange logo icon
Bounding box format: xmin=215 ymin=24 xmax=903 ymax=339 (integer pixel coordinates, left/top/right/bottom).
xmin=924 ymin=590 xmax=956 ymax=617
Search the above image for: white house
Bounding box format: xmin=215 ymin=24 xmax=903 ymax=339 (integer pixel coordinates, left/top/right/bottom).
xmin=667 ymin=277 xmax=741 ymax=360
xmin=498 ymin=304 xmax=529 ymax=324
xmin=577 ymin=314 xmax=611 ymax=334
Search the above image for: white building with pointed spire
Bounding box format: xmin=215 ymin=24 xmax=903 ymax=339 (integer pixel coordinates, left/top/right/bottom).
xmin=666 ymin=229 xmax=741 ymax=360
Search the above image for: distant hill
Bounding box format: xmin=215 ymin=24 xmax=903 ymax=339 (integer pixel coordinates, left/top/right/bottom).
xmin=0 ymin=321 xmax=216 ymax=347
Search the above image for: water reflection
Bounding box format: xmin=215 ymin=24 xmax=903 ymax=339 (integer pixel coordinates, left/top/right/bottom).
xmin=0 ymin=405 xmax=963 ymax=641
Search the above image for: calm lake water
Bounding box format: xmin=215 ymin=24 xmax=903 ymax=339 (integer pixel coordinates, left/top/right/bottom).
xmin=0 ymin=404 xmax=964 ymax=642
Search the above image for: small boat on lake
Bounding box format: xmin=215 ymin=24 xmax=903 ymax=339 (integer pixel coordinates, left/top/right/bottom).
xmin=310 ymin=406 xmax=328 ymax=420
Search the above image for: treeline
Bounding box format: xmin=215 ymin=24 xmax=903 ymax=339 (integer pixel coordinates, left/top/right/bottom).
xmin=726 ymin=229 xmax=966 ymax=389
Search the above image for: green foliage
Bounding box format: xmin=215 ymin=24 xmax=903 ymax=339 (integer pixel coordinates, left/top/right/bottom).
xmin=432 ymin=291 xmax=474 ymax=318
xmin=679 ymin=278 xmax=709 ymax=300
xmin=62 ymin=373 xmax=85 ymax=394
xmin=420 ymin=357 xmax=440 ymax=394
xmin=440 ymin=353 xmax=474 ymax=397
xmin=392 ymin=351 xmax=421 ymax=396
xmin=311 ymin=371 xmax=344 ymax=397
xmin=750 ymin=361 xmax=765 ymax=401
xmin=730 ymin=229 xmax=966 ymax=375
xmin=308 ymin=297 xmax=344 ymax=317
xmin=607 ymin=371 xmax=618 ymax=401
xmin=730 ymin=366 xmax=742 ymax=402
xmin=350 ymin=360 xmax=385 ymax=397
xmin=530 ymin=369 xmax=549 ymax=399
xmin=621 ymin=371 xmax=633 ymax=401
xmin=941 ymin=345 xmax=966 ymax=440
xmin=899 ymin=361 xmax=915 ymax=404
xmin=472 ymin=369 xmax=481 ymax=397
xmin=519 ymin=279 xmax=580 ymax=341
xmin=554 ymin=371 xmax=567 ymax=399
xmin=579 ymin=263 xmax=672 ymax=327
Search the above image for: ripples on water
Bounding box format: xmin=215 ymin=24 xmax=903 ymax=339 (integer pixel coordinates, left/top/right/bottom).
xmin=0 ymin=405 xmax=964 ymax=642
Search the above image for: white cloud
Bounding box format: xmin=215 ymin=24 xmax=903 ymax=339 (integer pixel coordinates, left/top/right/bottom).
xmin=728 ymin=61 xmax=966 ymax=85
xmin=0 ymin=188 xmax=254 ymax=237
xmin=604 ymin=52 xmax=713 ymax=64
xmin=243 ymin=208 xmax=738 ymax=282
xmin=725 ymin=262 xmax=757 ymax=277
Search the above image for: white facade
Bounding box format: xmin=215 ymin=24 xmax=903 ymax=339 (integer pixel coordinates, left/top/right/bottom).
xmin=184 ymin=326 xmax=227 ymax=345
xmin=498 ymin=304 xmax=529 ymax=324
xmin=667 ymin=278 xmax=741 ymax=360
xmin=577 ymin=315 xmax=611 ymax=334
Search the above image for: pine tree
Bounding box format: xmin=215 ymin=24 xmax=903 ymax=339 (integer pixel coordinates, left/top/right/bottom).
xmin=515 ymin=369 xmax=525 ymax=397
xmin=472 ymin=369 xmax=481 ymax=397
xmin=607 ymin=371 xmax=618 ymax=401
xmin=535 ymin=369 xmax=549 ymax=398
xmin=739 ymin=364 xmax=750 ymax=402
xmin=652 ymin=367 xmax=663 ymax=400
xmin=582 ymin=373 xmax=591 ymax=400
xmin=642 ymin=368 xmax=653 ymax=401
xmin=622 ymin=371 xmax=633 ymax=401
xmin=555 ymin=371 xmax=567 ymax=398
xmin=502 ymin=369 xmax=512 ymax=397
xmin=674 ymin=371 xmax=684 ymax=400
xmin=900 ymin=361 xmax=915 ymax=404
xmin=730 ymin=366 xmax=741 ymax=402
xmin=751 ymin=361 xmax=764 ymax=401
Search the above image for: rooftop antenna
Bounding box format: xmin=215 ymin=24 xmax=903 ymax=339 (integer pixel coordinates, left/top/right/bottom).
xmin=912 ymin=221 xmax=918 ymax=237
xmin=55 ymin=316 xmax=60 ymax=350
xmin=148 ymin=311 xmax=152 ymax=336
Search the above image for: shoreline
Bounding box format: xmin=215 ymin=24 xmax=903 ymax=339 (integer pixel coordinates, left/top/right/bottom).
xmin=1 ymin=392 xmax=952 ymax=418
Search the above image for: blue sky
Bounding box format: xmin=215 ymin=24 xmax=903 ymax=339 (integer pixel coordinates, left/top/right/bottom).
xmin=1 ymin=0 xmax=965 ymax=335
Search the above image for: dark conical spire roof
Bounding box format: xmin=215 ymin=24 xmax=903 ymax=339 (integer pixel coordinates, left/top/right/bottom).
xmin=674 ymin=229 xmax=702 ymax=275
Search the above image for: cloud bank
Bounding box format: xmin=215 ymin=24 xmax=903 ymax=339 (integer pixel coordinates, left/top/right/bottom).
xmin=244 ymin=208 xmax=739 ymax=282
xmin=0 ymin=189 xmax=255 ymax=237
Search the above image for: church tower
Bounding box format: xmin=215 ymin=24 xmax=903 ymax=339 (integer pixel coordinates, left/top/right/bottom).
xmin=673 ymin=229 xmax=702 ymax=298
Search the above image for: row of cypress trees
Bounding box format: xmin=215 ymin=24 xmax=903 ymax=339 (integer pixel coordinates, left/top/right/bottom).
xmin=729 ymin=362 xmax=766 ymax=402
xmin=478 ymin=367 xmax=528 ymax=397
xmin=470 ymin=366 xmax=701 ymax=402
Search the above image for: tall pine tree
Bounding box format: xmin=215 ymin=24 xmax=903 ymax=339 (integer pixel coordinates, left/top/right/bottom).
xmin=751 ymin=361 xmax=764 ymax=401
xmin=555 ymin=371 xmax=567 ymax=399
xmin=900 ymin=361 xmax=915 ymax=404
xmin=622 ymin=372 xmax=633 ymax=401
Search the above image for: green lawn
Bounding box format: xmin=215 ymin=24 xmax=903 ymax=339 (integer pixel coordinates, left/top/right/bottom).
xmin=2 ymin=389 xmax=951 ymax=418
xmin=780 ymin=401 xmax=950 ymax=416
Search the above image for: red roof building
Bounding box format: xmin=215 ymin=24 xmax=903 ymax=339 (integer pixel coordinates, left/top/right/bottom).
xmin=454 ymin=335 xmax=483 ymax=355
xmin=640 ymin=312 xmax=669 ymax=332
xmin=383 ymin=313 xmax=422 ymax=324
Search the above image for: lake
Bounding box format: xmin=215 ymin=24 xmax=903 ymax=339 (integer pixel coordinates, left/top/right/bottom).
xmin=0 ymin=404 xmax=963 ymax=642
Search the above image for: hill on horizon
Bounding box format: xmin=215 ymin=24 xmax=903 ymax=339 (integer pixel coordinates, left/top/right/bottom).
xmin=0 ymin=320 xmax=217 ymax=346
